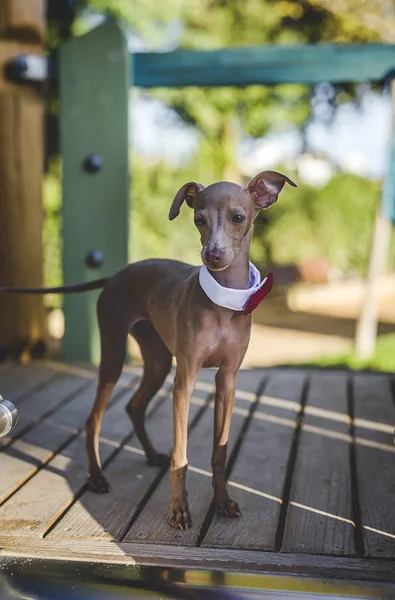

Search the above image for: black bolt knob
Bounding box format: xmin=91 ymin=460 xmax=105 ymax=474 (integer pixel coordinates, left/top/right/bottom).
xmin=85 ymin=250 xmax=104 ymax=269
xmin=83 ymin=154 xmax=103 ymax=174
xmin=5 ymin=56 xmax=28 ymax=82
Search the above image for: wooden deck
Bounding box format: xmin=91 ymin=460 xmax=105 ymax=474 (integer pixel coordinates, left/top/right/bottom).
xmin=0 ymin=360 xmax=394 ymax=588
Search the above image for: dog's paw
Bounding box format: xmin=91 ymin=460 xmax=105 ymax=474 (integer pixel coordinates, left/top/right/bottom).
xmin=87 ymin=473 xmax=111 ymax=493
xmin=216 ymin=497 xmax=242 ymax=518
xmin=168 ymin=503 xmax=192 ymax=530
xmin=146 ymin=452 xmax=170 ymax=468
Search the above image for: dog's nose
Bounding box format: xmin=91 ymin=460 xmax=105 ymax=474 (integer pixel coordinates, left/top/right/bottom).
xmin=205 ymin=250 xmax=223 ymax=265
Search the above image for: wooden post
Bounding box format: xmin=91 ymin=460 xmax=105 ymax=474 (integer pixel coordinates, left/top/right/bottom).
xmin=0 ymin=0 xmax=47 ymax=361
xmin=354 ymin=80 xmax=395 ymax=359
xmin=60 ymin=19 xmax=130 ymax=364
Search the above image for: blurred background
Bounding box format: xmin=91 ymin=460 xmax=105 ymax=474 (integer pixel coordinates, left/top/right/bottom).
xmin=4 ymin=0 xmax=395 ymax=370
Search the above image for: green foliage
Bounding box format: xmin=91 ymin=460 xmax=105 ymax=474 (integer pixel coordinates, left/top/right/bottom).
xmin=85 ymin=0 xmax=386 ymax=181
xmin=42 ymin=0 xmax=395 ymax=301
xmin=44 ymin=150 xmax=395 ymax=307
xmin=254 ymin=172 xmax=384 ymax=274
xmin=150 ymin=1 xmax=318 ymax=175
xmin=307 ymin=0 xmax=395 ymax=44
xmin=131 ymin=155 xmax=201 ymax=265
xmin=154 ymin=84 xmax=310 ymax=143
xmin=300 ymin=333 xmax=395 ymax=372
xmin=73 ymin=0 xmax=186 ymax=45
xmin=43 ymin=159 xmax=62 ymax=307
xmin=130 ymin=157 xmax=395 ymax=278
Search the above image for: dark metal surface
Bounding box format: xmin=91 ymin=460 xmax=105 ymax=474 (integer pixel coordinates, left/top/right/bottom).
xmin=0 ymin=557 xmax=393 ymax=600
xmin=0 ymin=399 xmax=18 ymax=438
xmin=85 ymin=250 xmax=105 ymax=269
xmin=4 ymin=55 xmax=47 ymax=83
xmin=83 ymin=154 xmax=104 ymax=174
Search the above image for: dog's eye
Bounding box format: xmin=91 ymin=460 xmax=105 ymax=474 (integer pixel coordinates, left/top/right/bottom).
xmin=232 ymin=214 xmax=245 ymax=223
xmin=194 ymin=216 xmax=206 ymax=227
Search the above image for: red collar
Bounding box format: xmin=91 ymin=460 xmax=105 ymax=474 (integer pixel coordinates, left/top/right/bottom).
xmin=243 ymin=272 xmax=274 ymax=315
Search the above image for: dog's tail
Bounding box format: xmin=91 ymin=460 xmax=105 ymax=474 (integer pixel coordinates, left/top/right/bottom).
xmin=0 ymin=278 xmax=108 ymax=295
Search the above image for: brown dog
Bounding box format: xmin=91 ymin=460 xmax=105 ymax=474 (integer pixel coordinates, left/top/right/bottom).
xmin=0 ymin=170 xmax=296 ymax=529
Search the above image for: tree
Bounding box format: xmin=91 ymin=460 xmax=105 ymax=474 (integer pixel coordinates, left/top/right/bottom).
xmin=305 ymin=0 xmax=395 ymax=359
xmin=76 ymin=1 xmax=393 ymax=183
xmin=43 ymin=0 xmax=394 ymax=363
xmin=308 ymin=0 xmax=395 ymax=43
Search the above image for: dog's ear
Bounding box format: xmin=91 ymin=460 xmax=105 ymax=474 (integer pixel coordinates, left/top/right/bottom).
xmin=246 ymin=170 xmax=297 ymax=209
xmin=169 ymin=182 xmax=205 ymax=221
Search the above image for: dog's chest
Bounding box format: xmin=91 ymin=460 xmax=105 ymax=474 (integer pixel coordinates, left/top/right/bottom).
xmin=201 ymin=315 xmax=251 ymax=368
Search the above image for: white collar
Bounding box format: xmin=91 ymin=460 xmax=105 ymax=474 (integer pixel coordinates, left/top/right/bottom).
xmin=199 ymin=262 xmax=267 ymax=312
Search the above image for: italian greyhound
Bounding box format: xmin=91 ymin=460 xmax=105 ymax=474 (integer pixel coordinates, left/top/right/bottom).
xmin=0 ymin=170 xmax=296 ymax=529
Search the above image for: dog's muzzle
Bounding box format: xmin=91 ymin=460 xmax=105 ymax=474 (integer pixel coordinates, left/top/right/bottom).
xmin=0 ymin=397 xmax=18 ymax=438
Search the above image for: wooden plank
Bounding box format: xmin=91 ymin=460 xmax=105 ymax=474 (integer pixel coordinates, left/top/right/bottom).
xmin=133 ymin=44 xmax=395 ymax=88
xmin=17 ymin=374 xmax=90 ymax=423
xmin=36 ymin=360 xmax=144 ymax=393
xmin=282 ymin=372 xmax=355 ymax=556
xmin=1 ymin=539 xmax=395 ymax=585
xmin=353 ymin=374 xmax=395 ymax=558
xmin=0 ymin=378 xmax=165 ymax=538
xmin=202 ymin=370 xmax=305 ymax=550
xmin=0 ymin=437 xmax=118 ymax=537
xmin=0 ymin=372 xmax=90 ymax=448
xmin=0 ymin=378 xmax=107 ymax=504
xmin=0 ymin=363 xmax=59 ymax=401
xmin=0 ymin=361 xmax=13 ymax=378
xmin=43 ymin=359 xmax=139 ymax=377
xmin=0 ymin=420 xmax=77 ymax=505
xmin=60 ymin=19 xmax=130 ymax=363
xmin=1 ymin=373 xmax=89 ymax=439
xmin=47 ymin=383 xmax=213 ymax=541
xmin=124 ymin=370 xmax=265 ymax=546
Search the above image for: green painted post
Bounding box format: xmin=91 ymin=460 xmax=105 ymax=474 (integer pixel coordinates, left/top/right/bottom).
xmin=60 ymin=18 xmax=130 ymax=364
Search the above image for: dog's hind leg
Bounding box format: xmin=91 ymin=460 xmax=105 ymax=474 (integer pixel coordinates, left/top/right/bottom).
xmin=85 ymin=297 xmax=129 ymax=493
xmin=126 ymin=320 xmax=172 ymax=467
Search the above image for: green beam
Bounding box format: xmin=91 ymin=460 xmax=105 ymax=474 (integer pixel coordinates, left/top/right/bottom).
xmin=133 ymin=44 xmax=395 ymax=88
xmin=60 ymin=19 xmax=130 ymax=364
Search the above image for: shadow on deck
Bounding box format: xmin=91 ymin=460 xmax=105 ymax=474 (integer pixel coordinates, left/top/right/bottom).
xmin=0 ymin=360 xmax=394 ymax=595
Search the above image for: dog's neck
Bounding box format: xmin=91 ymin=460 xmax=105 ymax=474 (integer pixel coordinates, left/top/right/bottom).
xmin=209 ymin=238 xmax=251 ymax=290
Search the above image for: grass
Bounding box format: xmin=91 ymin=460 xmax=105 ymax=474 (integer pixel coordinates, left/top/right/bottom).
xmin=301 ymin=332 xmax=395 ymax=373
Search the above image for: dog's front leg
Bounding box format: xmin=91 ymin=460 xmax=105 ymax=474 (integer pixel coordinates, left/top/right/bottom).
xmin=212 ymin=367 xmax=242 ymax=518
xmin=168 ymin=362 xmax=198 ymax=530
